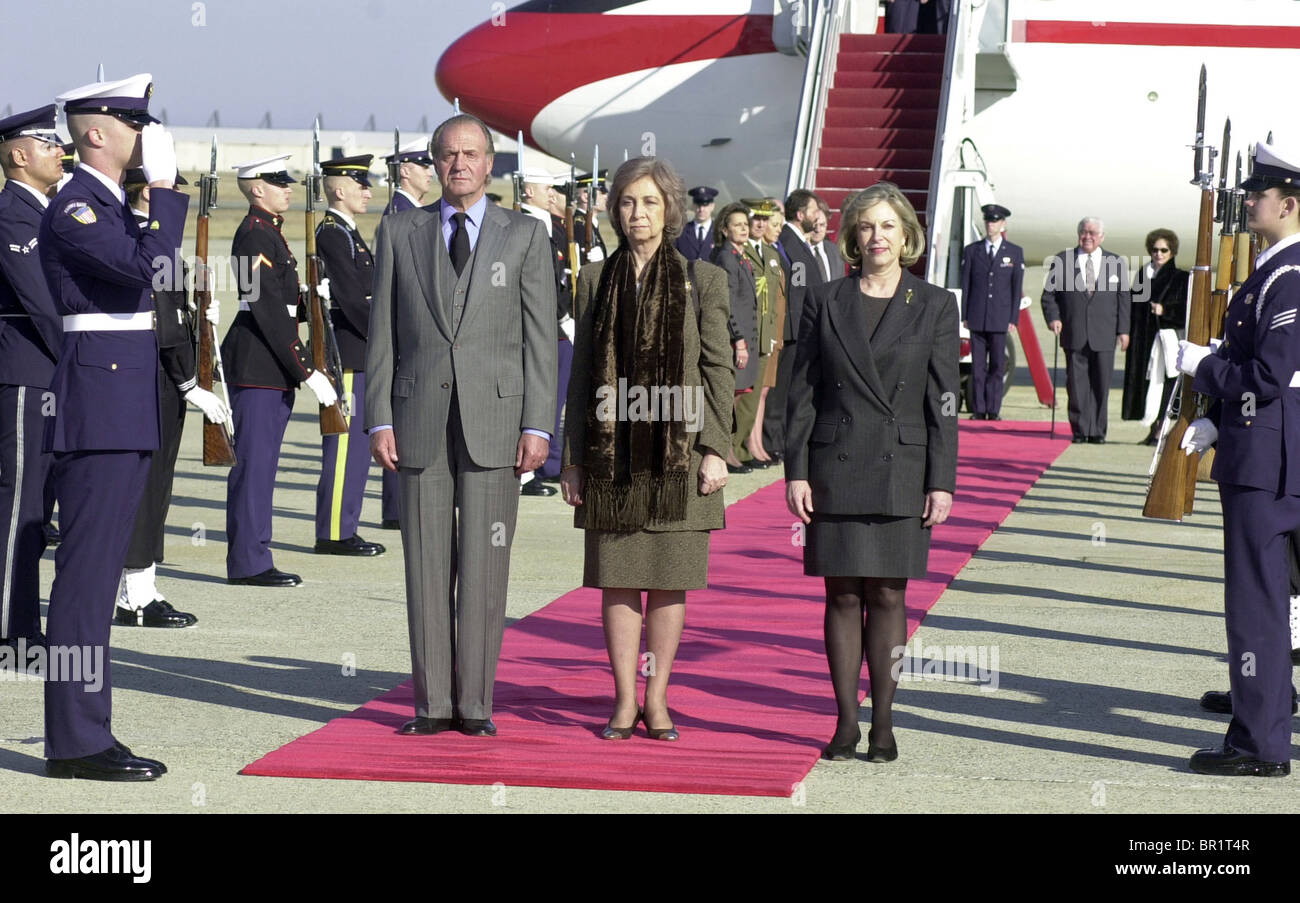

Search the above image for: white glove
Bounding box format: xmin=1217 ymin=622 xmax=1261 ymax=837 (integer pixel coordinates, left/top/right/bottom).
xmin=1180 ymin=417 xmax=1218 ymax=456
xmin=305 ymin=370 xmax=338 ymax=408
xmin=184 ymin=386 xmax=231 ymax=425
xmin=559 ymin=314 xmax=575 ymax=344
xmin=317 ymin=278 xmax=331 ymax=303
xmin=1209 ymin=337 xmax=1223 ymax=352
xmin=140 ymin=123 xmax=177 ymax=185
xmin=204 ymin=300 xmax=220 ymax=327
xmin=587 ymin=246 xmax=605 ymax=262
xmin=1176 ymin=340 xmax=1212 ymax=376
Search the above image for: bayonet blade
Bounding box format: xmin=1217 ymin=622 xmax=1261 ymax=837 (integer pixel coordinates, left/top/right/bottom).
xmin=96 ymin=63 xmax=104 ymax=83
xmin=209 ymin=135 xmax=217 ymax=177
xmin=1193 ymin=64 xmax=1206 ymax=183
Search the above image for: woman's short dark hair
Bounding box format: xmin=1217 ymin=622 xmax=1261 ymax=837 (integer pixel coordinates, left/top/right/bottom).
xmin=1145 ymin=228 xmax=1179 ymax=256
xmin=605 ymin=156 xmax=687 ymax=244
xmin=838 ymin=182 xmax=926 ymax=269
xmin=712 ymin=201 xmax=750 ymax=248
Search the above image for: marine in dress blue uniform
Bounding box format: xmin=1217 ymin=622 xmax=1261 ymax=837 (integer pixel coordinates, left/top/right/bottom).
xmin=40 ymin=74 xmax=188 ymax=780
xmin=1178 ymin=141 xmax=1300 ymax=777
xmin=0 ymin=105 xmax=64 ymax=649
xmin=221 ymin=154 xmax=337 ymax=587
xmin=960 ymin=203 xmax=1024 ymax=419
xmin=675 ymin=185 xmax=717 ymax=261
xmin=313 ymin=156 xmax=385 ymax=555
xmin=377 ymin=139 xmax=434 ymax=525
xmin=116 ymin=168 xmax=224 ymax=627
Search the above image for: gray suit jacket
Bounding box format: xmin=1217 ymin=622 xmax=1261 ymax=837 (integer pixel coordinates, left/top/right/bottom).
xmin=365 ymin=199 xmax=558 ymax=469
xmin=785 ymin=271 xmax=959 ymax=517
xmin=1040 ymin=248 xmax=1132 ymax=352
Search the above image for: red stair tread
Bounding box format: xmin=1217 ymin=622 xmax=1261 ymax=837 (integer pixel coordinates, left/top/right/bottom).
xmin=818 ymin=147 xmax=934 ymax=169
xmin=823 ymin=107 xmax=937 ymax=130
xmin=839 ymin=33 xmax=946 ymax=52
xmin=834 ymin=51 xmax=945 ymax=73
xmin=827 ymin=86 xmax=942 ymax=107
xmin=834 ymin=70 xmax=942 ymax=90
xmin=816 ymin=168 xmax=930 ymax=190
xmin=820 ymin=126 xmax=937 ymax=149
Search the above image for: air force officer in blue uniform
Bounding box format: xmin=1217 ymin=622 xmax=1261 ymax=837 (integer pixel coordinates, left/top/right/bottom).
xmin=39 ymin=75 xmax=188 ymax=781
xmin=1177 ymin=142 xmax=1300 ymax=777
xmin=0 ymin=105 xmax=64 ymax=650
xmin=960 ymin=204 xmax=1023 ymax=420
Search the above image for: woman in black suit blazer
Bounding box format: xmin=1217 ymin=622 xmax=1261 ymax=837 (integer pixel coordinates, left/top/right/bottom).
xmin=785 ymin=182 xmax=959 ymax=763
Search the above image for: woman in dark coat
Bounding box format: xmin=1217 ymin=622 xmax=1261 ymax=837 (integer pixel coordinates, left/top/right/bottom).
xmin=560 ymin=157 xmax=734 ymax=742
xmin=1121 ymin=229 xmax=1187 ymax=442
xmin=710 ymin=201 xmax=760 ymax=471
xmin=785 ymin=181 xmax=959 ymax=763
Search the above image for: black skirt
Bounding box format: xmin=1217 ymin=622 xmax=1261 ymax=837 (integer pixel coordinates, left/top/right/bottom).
xmin=804 ymin=512 xmax=930 ymax=579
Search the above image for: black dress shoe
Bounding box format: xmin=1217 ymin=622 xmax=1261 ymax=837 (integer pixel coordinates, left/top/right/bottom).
xmin=520 ymin=480 xmax=557 ymax=497
xmin=1071 ymin=437 xmax=1086 ymax=444
xmin=380 ymin=519 xmax=401 ymax=530
xmin=987 ymin=415 xmax=1002 ymax=421
xmin=601 ymin=710 xmax=642 ymax=741
xmin=968 ymin=413 xmax=986 ymax=420
xmin=114 ymin=741 xmax=167 ymax=774
xmin=821 ymin=727 xmax=860 ymax=761
xmin=113 ymin=599 xmax=197 ymax=628
xmin=1 ymin=631 xmax=46 ymax=651
xmin=47 ymin=745 xmax=163 ymax=781
xmin=747 ymin=459 xmax=773 ymax=470
xmin=727 ymin=462 xmax=753 ymax=474
xmin=315 ymin=534 xmax=385 ymax=556
xmin=866 ymin=728 xmax=898 ymax=763
xmin=1086 ymin=437 xmax=1106 ymax=444
xmin=398 ymin=716 xmax=457 ymax=735
xmin=459 ymin=717 xmax=497 ymax=737
xmin=1189 ymin=745 xmax=1290 ymax=777
xmin=1199 ymin=690 xmax=1298 ymax=715
xmin=228 ymin=568 xmax=302 ymax=587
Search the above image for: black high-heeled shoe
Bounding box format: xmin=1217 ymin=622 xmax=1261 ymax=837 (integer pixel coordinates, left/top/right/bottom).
xmin=866 ymin=728 xmax=898 ymax=763
xmin=822 ymin=727 xmax=861 ymax=761
xmin=601 ymin=709 xmax=642 ymax=741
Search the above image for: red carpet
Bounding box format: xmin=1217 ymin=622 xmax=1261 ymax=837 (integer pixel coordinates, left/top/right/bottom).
xmin=241 ymin=421 xmax=1070 ymax=796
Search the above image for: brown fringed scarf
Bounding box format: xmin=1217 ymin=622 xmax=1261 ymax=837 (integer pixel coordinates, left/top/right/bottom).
xmin=583 ymin=240 xmax=692 ymax=531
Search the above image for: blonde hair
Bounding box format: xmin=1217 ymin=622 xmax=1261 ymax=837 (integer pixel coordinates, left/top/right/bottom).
xmin=838 ymin=182 xmax=925 ymax=269
xmin=605 ymin=156 xmax=687 ymax=244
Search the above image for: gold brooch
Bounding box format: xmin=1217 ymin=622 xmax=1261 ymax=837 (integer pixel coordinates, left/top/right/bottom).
xmin=905 ymin=288 xmax=914 ymax=305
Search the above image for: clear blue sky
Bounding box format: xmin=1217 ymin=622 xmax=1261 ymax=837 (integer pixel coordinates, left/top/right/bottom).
xmin=2 ymin=0 xmax=486 ymax=129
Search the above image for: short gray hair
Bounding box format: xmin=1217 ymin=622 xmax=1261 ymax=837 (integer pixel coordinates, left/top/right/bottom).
xmin=1077 ymin=216 xmax=1103 ymax=235
xmin=429 ymin=114 xmax=495 ymax=159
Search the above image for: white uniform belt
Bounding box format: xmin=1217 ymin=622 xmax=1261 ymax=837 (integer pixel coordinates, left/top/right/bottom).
xmin=62 ymin=312 xmax=153 ymax=332
xmin=238 ymin=301 xmax=298 ymax=317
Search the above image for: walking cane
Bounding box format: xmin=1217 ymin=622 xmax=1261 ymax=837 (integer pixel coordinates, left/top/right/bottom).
xmin=1050 ymin=333 xmax=1060 ymax=437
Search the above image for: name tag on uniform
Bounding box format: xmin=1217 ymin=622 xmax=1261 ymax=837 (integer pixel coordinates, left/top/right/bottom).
xmin=1000 ymin=257 xmax=1013 ymax=267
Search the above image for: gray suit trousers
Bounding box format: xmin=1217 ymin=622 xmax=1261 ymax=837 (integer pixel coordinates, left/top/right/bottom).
xmin=1064 ymin=347 xmax=1114 ymax=440
xmin=399 ymin=389 xmax=519 ymax=720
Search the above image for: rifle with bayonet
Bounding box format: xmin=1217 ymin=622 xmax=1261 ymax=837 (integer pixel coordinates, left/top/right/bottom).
xmin=1233 ymin=152 xmax=1253 ymax=288
xmin=565 ymin=153 xmax=580 ymax=287
xmin=585 ymin=145 xmax=598 ymax=255
xmin=305 ymin=120 xmax=349 ymax=436
xmin=195 ymin=136 xmax=236 ymax=466
xmin=513 ymin=130 xmax=524 ymax=211
xmin=1144 ymin=65 xmax=1218 ymax=521
xmin=387 ymin=127 xmax=399 ymax=212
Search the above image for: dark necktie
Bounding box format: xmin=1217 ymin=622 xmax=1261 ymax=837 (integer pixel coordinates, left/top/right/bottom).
xmin=450 ymin=211 xmax=470 ymax=276
xmin=987 ymin=242 xmax=994 ymax=264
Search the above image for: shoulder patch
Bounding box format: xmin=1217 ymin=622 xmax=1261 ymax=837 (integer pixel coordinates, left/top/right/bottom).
xmin=63 ymin=201 xmax=97 ymax=225
xmin=253 ymin=253 xmax=273 ymax=270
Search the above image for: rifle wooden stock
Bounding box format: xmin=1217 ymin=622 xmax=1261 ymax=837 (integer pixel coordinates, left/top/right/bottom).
xmin=564 ymin=203 xmax=580 ymax=284
xmin=305 ymin=223 xmax=348 ymax=436
xmin=195 ymin=215 xmax=236 ymax=466
xmin=1235 ymin=231 xmax=1252 ymax=286
xmin=1144 ymin=188 xmax=1215 ymax=521
xmin=584 ymin=201 xmax=594 ymax=252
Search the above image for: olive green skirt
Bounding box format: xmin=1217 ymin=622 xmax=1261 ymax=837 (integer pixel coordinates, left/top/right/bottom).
xmin=584 ymin=529 xmax=711 ymax=590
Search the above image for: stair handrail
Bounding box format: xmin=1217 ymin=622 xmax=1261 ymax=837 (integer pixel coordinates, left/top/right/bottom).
xmin=785 ymin=0 xmax=844 ymax=197
xmin=924 ymin=0 xmax=981 ymax=284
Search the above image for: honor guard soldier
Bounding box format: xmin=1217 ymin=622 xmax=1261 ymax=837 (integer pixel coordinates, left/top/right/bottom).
xmin=0 ymin=105 xmax=64 ymax=653
xmin=40 ymin=74 xmax=188 ymax=780
xmin=222 ymin=154 xmax=339 ymax=587
xmin=383 ymin=138 xmax=434 ymax=216
xmin=675 ymin=185 xmax=717 ymax=261
xmin=313 ymin=155 xmax=385 ymax=555
xmin=1176 ymin=141 xmax=1300 ymax=777
xmin=960 ymin=203 xmax=1024 ymax=420
xmin=376 ymin=139 xmax=432 ymax=527
xmin=572 ymin=169 xmax=608 ymax=263
xmin=115 ymin=168 xmax=227 ymax=626
xmin=740 ymin=198 xmax=786 ymax=464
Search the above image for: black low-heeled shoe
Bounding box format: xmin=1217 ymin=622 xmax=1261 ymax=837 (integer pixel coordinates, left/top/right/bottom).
xmin=866 ymin=728 xmax=898 ymax=763
xmin=643 ymin=711 xmax=679 ymax=741
xmin=601 ymin=710 xmax=642 ymax=741
xmin=822 ymin=727 xmax=860 ymax=761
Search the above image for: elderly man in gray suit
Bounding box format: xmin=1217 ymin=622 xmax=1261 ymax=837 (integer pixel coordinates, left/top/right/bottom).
xmin=1041 ymin=216 xmax=1131 ymax=444
xmin=366 ymin=114 xmax=557 ymax=737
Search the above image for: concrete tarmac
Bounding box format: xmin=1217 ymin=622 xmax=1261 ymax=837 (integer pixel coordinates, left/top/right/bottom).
xmin=1 ymin=265 xmax=1295 ymax=814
